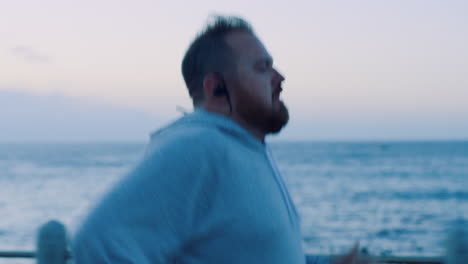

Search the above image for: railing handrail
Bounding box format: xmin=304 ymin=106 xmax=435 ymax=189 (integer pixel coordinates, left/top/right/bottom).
xmin=1 ymin=219 xmax=463 ymax=264
xmin=0 ymin=251 xmax=35 ymax=258
xmin=0 ymin=250 xmax=445 ymax=263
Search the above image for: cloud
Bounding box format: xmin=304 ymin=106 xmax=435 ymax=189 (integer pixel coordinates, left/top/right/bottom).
xmin=0 ymin=90 xmax=162 ymax=142
xmin=10 ymin=45 xmax=50 ymax=63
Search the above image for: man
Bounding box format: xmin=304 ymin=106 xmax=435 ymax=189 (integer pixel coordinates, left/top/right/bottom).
xmin=73 ymin=16 xmax=363 ymax=264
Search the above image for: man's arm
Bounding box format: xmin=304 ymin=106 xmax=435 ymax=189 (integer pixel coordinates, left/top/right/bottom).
xmin=72 ymin=136 xmax=218 ymax=263
xmin=329 ymin=243 xmax=370 ymax=264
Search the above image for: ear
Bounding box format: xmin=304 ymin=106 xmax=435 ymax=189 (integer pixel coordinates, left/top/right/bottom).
xmin=202 ymin=73 xmax=220 ymax=100
xmin=200 ymin=73 xmax=229 ymax=115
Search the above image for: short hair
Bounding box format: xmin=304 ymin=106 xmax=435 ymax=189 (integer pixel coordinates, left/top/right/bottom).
xmin=181 ymin=16 xmax=253 ymax=105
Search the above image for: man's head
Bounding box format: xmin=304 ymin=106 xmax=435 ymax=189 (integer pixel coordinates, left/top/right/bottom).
xmin=181 ymin=16 xmax=289 ymax=140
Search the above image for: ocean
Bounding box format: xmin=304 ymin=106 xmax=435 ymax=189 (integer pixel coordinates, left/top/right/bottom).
xmin=1 ymin=141 xmax=467 ymax=263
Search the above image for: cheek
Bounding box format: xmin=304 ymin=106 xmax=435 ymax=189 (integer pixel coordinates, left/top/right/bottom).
xmin=239 ymin=72 xmax=272 ymax=103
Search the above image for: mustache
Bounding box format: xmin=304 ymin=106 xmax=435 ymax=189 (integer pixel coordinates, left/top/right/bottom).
xmin=274 ymin=83 xmax=283 ymax=94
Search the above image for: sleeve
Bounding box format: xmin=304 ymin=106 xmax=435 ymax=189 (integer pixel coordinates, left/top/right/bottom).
xmin=72 ymin=135 xmax=220 ymax=263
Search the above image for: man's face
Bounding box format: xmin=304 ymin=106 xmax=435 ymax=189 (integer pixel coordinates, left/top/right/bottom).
xmin=225 ymin=31 xmax=289 ymax=135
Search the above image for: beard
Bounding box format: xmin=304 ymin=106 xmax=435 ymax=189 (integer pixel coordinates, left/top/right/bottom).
xmin=234 ymin=89 xmax=289 ymax=135
xmin=267 ymin=101 xmax=289 ymax=134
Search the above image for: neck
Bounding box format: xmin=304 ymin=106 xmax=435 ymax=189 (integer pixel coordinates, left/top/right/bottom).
xmin=230 ymin=114 xmax=266 ymax=143
xmin=201 ymin=106 xmax=266 ymax=143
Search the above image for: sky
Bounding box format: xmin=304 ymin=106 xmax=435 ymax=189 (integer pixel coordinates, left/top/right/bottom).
xmin=1 ymin=0 xmax=467 ymax=141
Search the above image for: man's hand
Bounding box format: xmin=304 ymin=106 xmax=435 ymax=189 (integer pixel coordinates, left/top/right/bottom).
xmin=330 ymin=243 xmax=371 ymax=264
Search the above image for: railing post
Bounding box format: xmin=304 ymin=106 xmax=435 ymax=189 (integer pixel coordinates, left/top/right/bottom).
xmin=36 ymin=220 xmax=67 ymax=264
xmin=446 ymin=219 xmax=468 ymax=264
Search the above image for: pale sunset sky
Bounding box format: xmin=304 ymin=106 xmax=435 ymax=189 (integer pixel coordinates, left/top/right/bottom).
xmin=1 ymin=0 xmax=467 ymax=141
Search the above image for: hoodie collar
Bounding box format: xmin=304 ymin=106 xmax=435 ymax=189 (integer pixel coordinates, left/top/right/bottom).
xmin=172 ymin=107 xmax=266 ymax=150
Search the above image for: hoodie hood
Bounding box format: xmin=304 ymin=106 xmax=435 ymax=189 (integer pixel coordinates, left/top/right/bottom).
xmin=150 ymin=108 xmax=265 ymax=150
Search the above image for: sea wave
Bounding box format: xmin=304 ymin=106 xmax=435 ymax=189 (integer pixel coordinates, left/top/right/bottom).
xmin=352 ymin=190 xmax=468 ymax=202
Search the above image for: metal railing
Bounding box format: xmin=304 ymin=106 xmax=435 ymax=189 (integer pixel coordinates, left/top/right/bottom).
xmin=0 ymin=251 xmax=445 ymax=264
xmin=0 ymin=220 xmax=451 ymax=264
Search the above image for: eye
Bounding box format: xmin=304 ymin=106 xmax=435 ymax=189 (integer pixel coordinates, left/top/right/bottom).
xmin=256 ymin=60 xmax=272 ymax=72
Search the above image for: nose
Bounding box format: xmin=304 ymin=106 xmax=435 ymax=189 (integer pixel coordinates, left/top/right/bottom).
xmin=272 ymin=68 xmax=285 ymax=86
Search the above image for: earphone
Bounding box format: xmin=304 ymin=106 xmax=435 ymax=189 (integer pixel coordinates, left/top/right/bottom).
xmin=212 ymin=72 xmax=232 ymax=115
xmin=213 ymin=84 xmax=227 ymax=97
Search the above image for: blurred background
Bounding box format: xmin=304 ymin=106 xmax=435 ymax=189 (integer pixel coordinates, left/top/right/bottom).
xmin=1 ymin=0 xmax=467 ymax=262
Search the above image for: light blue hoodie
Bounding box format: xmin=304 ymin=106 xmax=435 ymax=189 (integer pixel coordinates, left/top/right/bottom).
xmin=72 ymin=109 xmax=329 ymax=264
